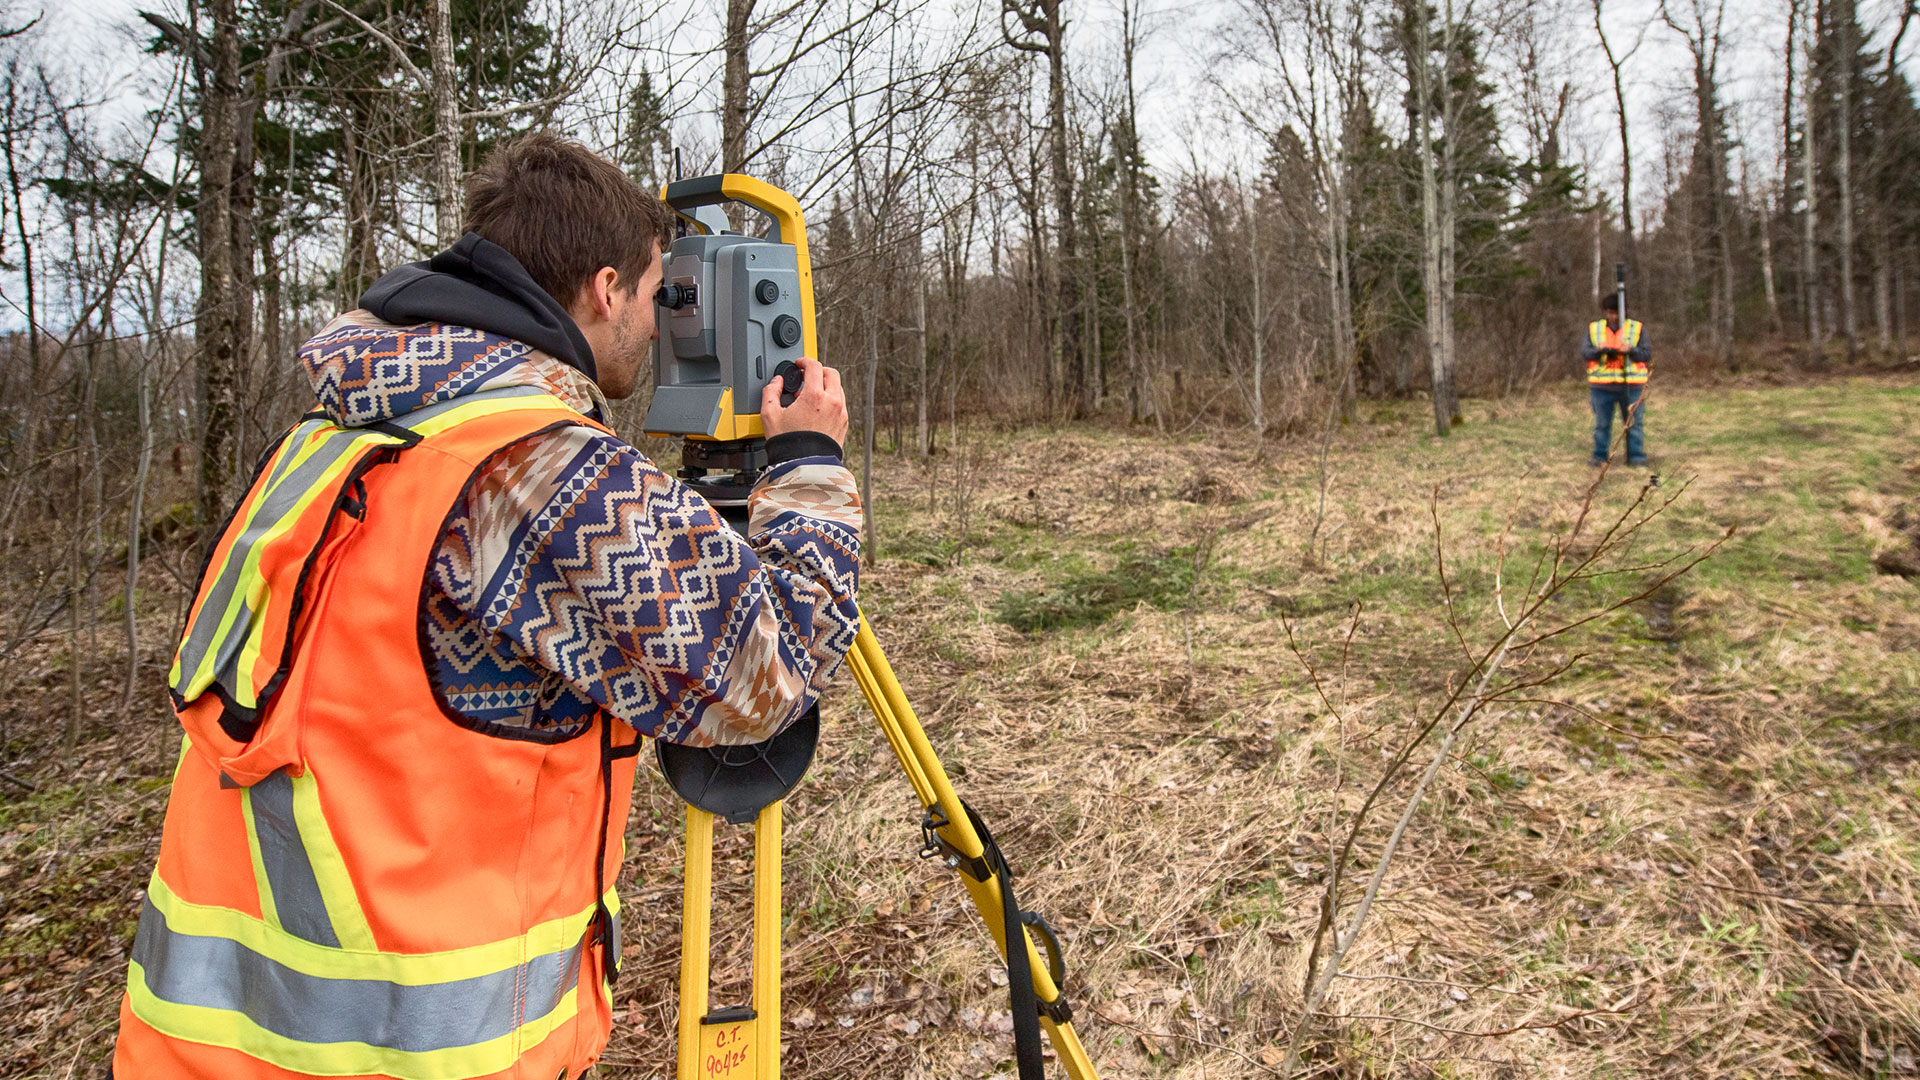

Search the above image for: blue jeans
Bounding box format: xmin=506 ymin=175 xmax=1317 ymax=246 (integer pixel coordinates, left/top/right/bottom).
xmin=1590 ymin=384 xmax=1646 ymax=464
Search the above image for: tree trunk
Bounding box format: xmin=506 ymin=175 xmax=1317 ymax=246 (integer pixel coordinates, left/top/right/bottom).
xmin=1684 ymin=16 xmax=1735 ymax=368
xmin=339 ymin=107 xmax=375 ymax=306
xmin=723 ymin=0 xmax=754 ymax=174
xmin=1040 ymin=0 xmax=1082 ymax=417
xmin=3 ymin=73 xmax=39 ymax=427
xmin=1594 ymin=0 xmax=1637 ymax=272
xmin=1249 ymin=190 xmax=1266 ymax=454
xmin=196 ymin=0 xmax=243 ymax=558
xmin=1086 ymin=201 xmax=1103 ymax=411
xmin=123 ymin=339 xmax=153 ymax=713
xmin=1875 ymin=225 xmax=1894 ymax=353
xmin=1894 ymin=246 xmax=1908 ymax=351
xmin=862 ymin=279 xmax=879 ymax=559
xmin=1411 ymin=1 xmax=1452 ymax=436
xmin=1781 ymin=0 xmax=1802 ymax=340
xmin=1438 ymin=2 xmax=1460 ymax=426
xmin=1117 ymin=0 xmax=1161 ymax=433
xmin=915 ymin=271 xmax=929 ymax=458
xmin=65 ymin=517 xmax=83 ymax=751
xmin=1753 ymin=163 xmax=1782 ymax=336
xmin=1836 ymin=7 xmax=1858 ymax=362
xmin=429 ymin=0 xmax=463 ymax=248
xmin=1801 ymin=3 xmax=1823 ymax=368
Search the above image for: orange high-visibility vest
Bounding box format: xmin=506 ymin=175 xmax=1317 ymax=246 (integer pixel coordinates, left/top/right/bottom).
xmin=1586 ymin=319 xmax=1647 ymax=385
xmin=115 ymin=388 xmax=640 ymax=1080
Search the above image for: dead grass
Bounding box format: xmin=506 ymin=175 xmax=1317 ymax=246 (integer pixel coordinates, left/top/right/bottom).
xmin=4 ymin=374 xmax=1919 ymax=1078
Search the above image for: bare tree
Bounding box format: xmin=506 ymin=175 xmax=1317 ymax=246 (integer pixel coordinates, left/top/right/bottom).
xmin=429 ymin=0 xmax=462 ymax=246
xmin=1233 ymin=0 xmax=1365 ymax=421
xmin=1003 ymin=0 xmax=1084 ymax=416
xmin=1796 ymin=0 xmax=1823 ymax=365
xmin=1406 ymin=0 xmax=1461 ymax=435
xmin=194 ymin=0 xmax=243 ymax=557
xmin=1832 ymin=0 xmax=1858 ymax=361
xmin=1662 ymin=0 xmax=1737 ymax=367
xmin=1115 ymin=0 xmax=1164 ymax=432
xmin=1592 ymin=0 xmax=1649 ymax=273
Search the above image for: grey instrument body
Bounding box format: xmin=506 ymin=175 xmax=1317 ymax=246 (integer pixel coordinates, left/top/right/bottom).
xmin=644 ymin=232 xmax=806 ymax=437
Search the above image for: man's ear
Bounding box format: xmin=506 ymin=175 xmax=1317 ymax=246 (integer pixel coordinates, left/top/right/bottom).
xmin=574 ymin=267 xmax=622 ymax=325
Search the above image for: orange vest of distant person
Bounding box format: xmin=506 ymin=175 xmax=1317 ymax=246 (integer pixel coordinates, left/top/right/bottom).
xmin=1586 ymin=318 xmax=1647 ymax=385
xmin=114 ymin=389 xmax=640 ymax=1080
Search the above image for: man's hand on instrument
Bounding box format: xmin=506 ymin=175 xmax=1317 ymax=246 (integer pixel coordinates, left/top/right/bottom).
xmin=762 ymin=356 xmax=850 ymax=447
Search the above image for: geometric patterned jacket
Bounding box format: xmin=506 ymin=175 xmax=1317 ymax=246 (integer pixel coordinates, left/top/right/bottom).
xmin=297 ymin=310 xmax=863 ymax=747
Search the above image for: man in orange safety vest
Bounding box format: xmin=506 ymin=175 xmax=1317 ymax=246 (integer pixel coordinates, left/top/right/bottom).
xmin=112 ymin=133 xmax=861 ymax=1079
xmin=1582 ymin=292 xmax=1651 ymax=467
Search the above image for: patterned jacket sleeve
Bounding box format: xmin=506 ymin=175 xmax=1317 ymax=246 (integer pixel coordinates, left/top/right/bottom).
xmin=435 ymin=426 xmax=862 ymax=746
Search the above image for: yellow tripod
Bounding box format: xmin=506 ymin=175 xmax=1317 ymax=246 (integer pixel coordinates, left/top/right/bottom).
xmin=661 ymin=615 xmax=1099 ymax=1080
xmin=648 ymin=173 xmax=1098 ymax=1080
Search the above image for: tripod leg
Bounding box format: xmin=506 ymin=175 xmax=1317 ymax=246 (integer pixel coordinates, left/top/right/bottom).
xmin=846 ymin=613 xmax=1101 ymax=1080
xmin=753 ymin=801 xmax=782 ymax=1080
xmin=676 ymin=802 xmax=779 ymax=1080
xmin=676 ymin=806 xmax=713 ymax=1080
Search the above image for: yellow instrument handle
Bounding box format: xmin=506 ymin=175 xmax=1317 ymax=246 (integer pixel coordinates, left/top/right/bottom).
xmin=659 ymin=174 xmax=816 ymax=360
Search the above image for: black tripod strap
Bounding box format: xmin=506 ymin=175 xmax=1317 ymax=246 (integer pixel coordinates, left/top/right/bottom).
xmin=960 ymin=801 xmax=1047 ymax=1080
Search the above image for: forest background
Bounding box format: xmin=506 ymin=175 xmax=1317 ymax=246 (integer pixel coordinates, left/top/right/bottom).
xmin=1 ymin=0 xmax=1919 ymax=1075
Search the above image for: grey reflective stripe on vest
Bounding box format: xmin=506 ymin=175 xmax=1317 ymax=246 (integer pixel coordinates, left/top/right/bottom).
xmin=131 ymin=898 xmax=584 ymax=1052
xmin=249 ymin=770 xmax=339 ymax=947
xmin=174 ymin=385 xmax=561 ymax=708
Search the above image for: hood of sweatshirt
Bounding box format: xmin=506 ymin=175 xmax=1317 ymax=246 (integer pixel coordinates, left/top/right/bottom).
xmin=361 ymin=232 xmax=595 ymax=380
xmin=298 ymin=235 xmax=607 ymax=427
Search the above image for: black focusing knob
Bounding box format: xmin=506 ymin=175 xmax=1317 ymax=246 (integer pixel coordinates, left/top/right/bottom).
xmin=754 ymin=279 xmax=780 ymax=305
xmin=771 ymin=314 xmax=801 ymax=348
xmin=772 ymin=361 xmax=803 ymax=406
xmin=656 ymin=283 xmax=696 ymax=310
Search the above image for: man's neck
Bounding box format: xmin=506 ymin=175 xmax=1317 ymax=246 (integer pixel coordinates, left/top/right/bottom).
xmin=1606 ymin=317 xmax=1621 ymax=330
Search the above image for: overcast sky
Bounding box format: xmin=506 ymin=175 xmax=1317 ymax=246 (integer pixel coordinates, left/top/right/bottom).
xmin=15 ymin=0 xmax=1920 ymax=306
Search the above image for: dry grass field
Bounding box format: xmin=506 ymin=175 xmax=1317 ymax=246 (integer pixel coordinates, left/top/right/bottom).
xmin=4 ymin=373 xmax=1918 ymax=1078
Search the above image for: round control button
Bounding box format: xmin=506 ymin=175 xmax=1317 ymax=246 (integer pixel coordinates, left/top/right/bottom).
xmin=771 ymin=314 xmax=801 ymax=348
xmin=755 ymin=279 xmax=780 ymax=305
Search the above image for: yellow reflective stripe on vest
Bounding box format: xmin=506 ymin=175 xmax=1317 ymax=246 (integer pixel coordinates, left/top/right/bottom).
xmin=239 ymin=769 xmax=377 ymax=950
xmin=128 ymin=901 xmax=583 ymax=1080
xmin=169 ymin=387 xmax=577 ymax=716
xmin=1587 ymin=319 xmax=1643 ymax=349
xmin=143 ymin=875 xmax=605 ymax=983
xmin=1587 ymin=320 xmax=1645 ymax=384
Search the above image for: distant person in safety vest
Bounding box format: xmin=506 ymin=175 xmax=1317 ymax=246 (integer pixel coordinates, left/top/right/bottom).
xmin=1582 ymin=292 xmax=1650 ymax=467
xmin=112 ymin=133 xmax=860 ymax=1079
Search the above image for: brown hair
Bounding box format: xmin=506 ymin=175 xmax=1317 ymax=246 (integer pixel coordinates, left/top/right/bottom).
xmin=464 ymin=131 xmax=675 ymax=308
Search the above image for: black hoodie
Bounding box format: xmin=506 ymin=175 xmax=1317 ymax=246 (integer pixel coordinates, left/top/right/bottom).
xmin=359 ymin=233 xmax=597 ymax=381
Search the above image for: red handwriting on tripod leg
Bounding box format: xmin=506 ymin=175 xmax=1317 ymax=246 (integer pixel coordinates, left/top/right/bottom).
xmin=703 ymin=1023 xmax=753 ymax=1078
